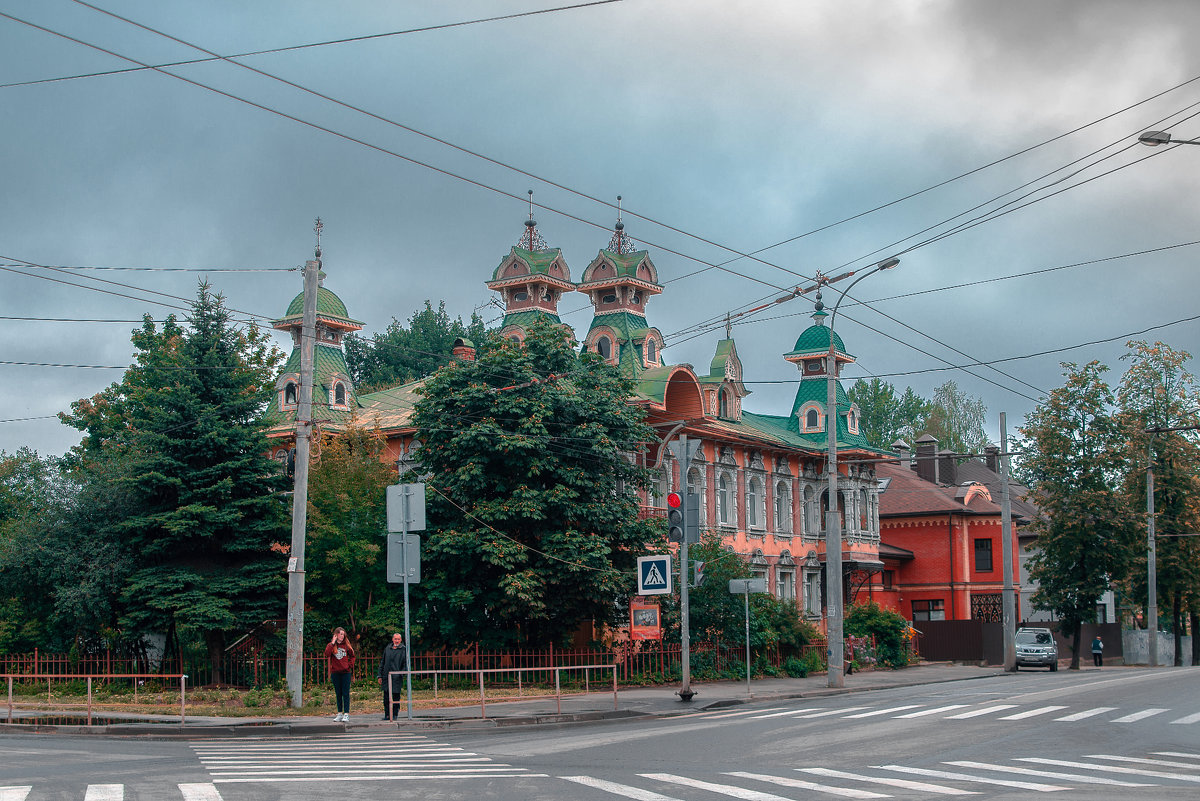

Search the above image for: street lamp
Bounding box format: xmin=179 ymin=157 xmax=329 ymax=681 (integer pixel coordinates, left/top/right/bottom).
xmin=825 ymin=255 xmax=899 ymax=688
xmin=1138 ymin=130 xmax=1200 ymax=147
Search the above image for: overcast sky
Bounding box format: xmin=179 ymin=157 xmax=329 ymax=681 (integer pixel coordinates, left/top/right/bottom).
xmin=3 ymin=0 xmax=1200 ymax=458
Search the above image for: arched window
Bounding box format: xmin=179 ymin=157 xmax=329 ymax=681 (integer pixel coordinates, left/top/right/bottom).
xmin=847 ymin=409 xmax=858 ymax=434
xmin=334 ymin=383 xmax=346 ymax=406
xmin=284 ymin=382 xmax=297 ymax=406
xmin=805 ymin=408 xmax=819 ymax=430
xmin=747 ymin=477 xmax=761 ymax=528
xmin=718 ymin=474 xmax=731 ymax=525
xmin=719 ymin=390 xmax=729 ymax=418
xmin=775 ymin=480 xmax=791 ymax=533
xmin=646 ymin=339 xmax=657 ymax=364
xmin=513 ymin=290 xmax=529 ymax=302
xmin=597 ymin=336 xmax=612 ymax=360
xmin=804 ymin=485 xmax=816 ymax=534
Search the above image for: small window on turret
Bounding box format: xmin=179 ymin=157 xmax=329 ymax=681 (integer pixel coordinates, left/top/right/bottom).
xmin=646 ymin=339 xmax=657 ymax=364
xmin=284 ymin=382 xmax=297 ymax=406
xmin=334 ymin=383 xmax=346 ymax=406
xmin=597 ymin=336 xmax=612 ymax=360
xmin=513 ymin=291 xmax=529 ymax=302
xmin=602 ymin=293 xmax=617 ymax=304
xmin=806 ymin=408 xmax=819 ymax=430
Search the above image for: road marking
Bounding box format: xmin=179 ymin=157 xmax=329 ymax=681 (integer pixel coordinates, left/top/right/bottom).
xmin=798 ymin=767 xmax=977 ymax=795
xmin=945 ymin=705 xmax=1017 ymax=719
xmin=725 ymin=770 xmax=889 ymax=798
xmin=640 ymin=773 xmax=830 ymax=800
xmin=1054 ymin=707 xmax=1116 ymax=721
xmin=1111 ymin=708 xmax=1169 ymax=723
xmin=842 ymin=705 xmax=922 ymax=718
xmin=1018 ymin=758 xmax=1200 ymax=783
xmin=703 ymin=708 xmax=786 ymax=719
xmin=791 ymin=706 xmax=868 ymax=718
xmin=944 ymin=761 xmax=1156 ymax=786
xmin=875 ymin=765 xmax=1067 ymax=791
xmin=214 ymin=774 xmax=549 ymax=783
xmin=752 ymin=708 xmax=818 ymax=718
xmin=1085 ymin=754 xmax=1200 ymax=770
xmin=894 ymin=705 xmax=968 ymax=718
xmin=1155 ymin=751 xmax=1200 ymax=760
xmin=179 ymin=784 xmax=224 ymax=801
xmin=998 ymin=705 xmax=1068 ymax=720
xmin=1169 ymin=712 xmax=1200 ymax=724
xmin=0 ymin=788 xmax=31 ymax=801
xmin=561 ymin=776 xmax=685 ymax=801
xmin=84 ymin=787 xmax=123 ymax=801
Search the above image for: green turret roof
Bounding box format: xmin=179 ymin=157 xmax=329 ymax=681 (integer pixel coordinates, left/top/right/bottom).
xmin=491 ymin=247 xmax=567 ymax=281
xmin=275 ymin=285 xmax=363 ymax=329
xmin=784 ymin=316 xmax=847 ymax=360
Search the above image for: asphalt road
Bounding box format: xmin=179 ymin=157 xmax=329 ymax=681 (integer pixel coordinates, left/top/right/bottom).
xmin=2 ymin=668 xmax=1198 ymax=800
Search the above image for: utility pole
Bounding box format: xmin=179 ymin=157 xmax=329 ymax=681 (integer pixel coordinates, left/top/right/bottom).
xmin=1147 ymin=438 xmax=1157 ymax=668
xmin=999 ymin=413 xmax=1016 ymax=672
xmin=669 ymin=434 xmax=700 ymax=701
xmin=285 ymin=229 xmax=320 ymax=707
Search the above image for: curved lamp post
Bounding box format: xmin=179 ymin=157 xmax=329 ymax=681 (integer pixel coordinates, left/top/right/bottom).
xmin=825 ymin=256 xmax=899 ymax=688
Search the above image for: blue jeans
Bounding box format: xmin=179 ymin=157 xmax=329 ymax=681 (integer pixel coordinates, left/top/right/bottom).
xmin=332 ymin=672 xmax=352 ymax=712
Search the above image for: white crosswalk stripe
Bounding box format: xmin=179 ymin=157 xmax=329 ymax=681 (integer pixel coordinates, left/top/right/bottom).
xmin=943 ymin=760 xmax=1156 ymax=786
xmin=728 ymin=770 xmax=892 ymax=798
xmin=893 ymin=704 xmax=969 ymax=718
xmin=83 ymin=786 xmax=123 ymax=801
xmin=1171 ymin=712 xmax=1200 ymax=724
xmin=178 ymin=784 xmax=224 ymax=801
xmin=875 ymin=765 xmax=1068 ymax=791
xmin=842 ymin=705 xmax=922 ymax=719
xmin=191 ymin=732 xmax=538 ymax=783
xmin=561 ymin=776 xmax=686 ymax=801
xmin=641 ymin=773 xmax=840 ymax=800
xmin=1055 ymin=707 xmax=1116 ymax=721
xmin=791 ymin=706 xmax=868 ymax=718
xmin=0 ymin=788 xmax=31 ymax=801
xmin=944 ymin=704 xmax=1017 ymax=719
xmin=1156 ymin=752 xmax=1200 ymax=760
xmin=798 ymin=767 xmax=977 ymax=795
xmin=1111 ymin=708 xmax=1169 ymax=723
xmin=998 ymin=705 xmax=1068 ymax=720
xmin=751 ymin=708 xmax=819 ymax=718
xmin=1019 ymin=757 xmax=1200 ymax=783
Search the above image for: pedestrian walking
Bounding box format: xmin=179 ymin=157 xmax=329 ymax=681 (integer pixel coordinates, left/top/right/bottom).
xmin=1091 ymin=634 xmax=1103 ymax=668
xmin=378 ymin=632 xmax=407 ymax=720
xmin=324 ymin=626 xmax=356 ymax=722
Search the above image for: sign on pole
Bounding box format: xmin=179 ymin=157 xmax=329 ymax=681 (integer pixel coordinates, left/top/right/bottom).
xmin=386 ymin=483 xmax=426 ymax=532
xmin=728 ymin=578 xmax=768 ymax=594
xmin=637 ymin=555 xmax=672 ymax=595
xmin=386 ymin=534 xmax=421 ymax=584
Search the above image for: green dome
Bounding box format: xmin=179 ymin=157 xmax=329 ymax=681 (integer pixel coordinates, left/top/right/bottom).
xmin=285 ymin=286 xmax=350 ymax=320
xmin=786 ymin=322 xmax=845 ymax=358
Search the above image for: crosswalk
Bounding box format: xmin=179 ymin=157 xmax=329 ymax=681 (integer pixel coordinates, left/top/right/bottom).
xmin=190 ymin=732 xmax=543 ymax=783
xmin=560 ymin=751 xmax=1200 ymax=798
xmin=0 ymin=787 xmax=224 ymax=801
xmin=689 ymin=700 xmax=1200 ymax=725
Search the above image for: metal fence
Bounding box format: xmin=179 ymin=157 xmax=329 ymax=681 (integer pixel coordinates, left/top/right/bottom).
xmin=1 ymin=640 xmax=830 ymax=689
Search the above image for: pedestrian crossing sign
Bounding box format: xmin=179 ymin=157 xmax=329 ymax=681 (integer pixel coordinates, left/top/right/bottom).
xmin=637 ymin=554 xmax=672 ymax=595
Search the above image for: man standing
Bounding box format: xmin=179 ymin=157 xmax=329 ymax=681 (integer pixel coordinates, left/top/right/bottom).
xmin=1091 ymin=635 xmax=1104 ymax=668
xmin=378 ymin=632 xmax=407 ymax=720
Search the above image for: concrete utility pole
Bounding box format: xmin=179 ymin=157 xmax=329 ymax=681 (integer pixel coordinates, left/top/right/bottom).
xmin=999 ymin=413 xmax=1016 ymax=672
xmin=1147 ymin=438 xmax=1157 ymax=668
xmin=285 ymin=237 xmax=320 ymax=707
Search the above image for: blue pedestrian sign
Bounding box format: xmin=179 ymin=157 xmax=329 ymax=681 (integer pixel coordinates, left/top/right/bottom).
xmin=637 ymin=555 xmax=672 ymax=596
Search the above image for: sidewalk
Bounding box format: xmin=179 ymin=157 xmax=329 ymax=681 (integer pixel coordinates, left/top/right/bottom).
xmin=0 ymin=663 xmax=1010 ymax=737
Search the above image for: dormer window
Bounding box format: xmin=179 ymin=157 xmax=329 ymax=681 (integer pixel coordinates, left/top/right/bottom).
xmin=602 ymin=293 xmax=617 ymax=304
xmin=597 ymin=336 xmax=612 ymax=360
xmin=334 ymin=383 xmax=346 ymax=406
xmin=284 ymin=382 xmax=297 ymax=406
xmin=847 ymin=409 xmax=858 ymax=434
xmin=805 ymin=408 xmax=819 ymax=431
xmin=646 ymin=339 xmax=657 ymax=364
xmin=719 ymin=389 xmax=730 ymax=419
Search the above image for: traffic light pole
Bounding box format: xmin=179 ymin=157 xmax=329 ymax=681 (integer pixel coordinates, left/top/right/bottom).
xmin=668 ymin=434 xmax=700 ymax=702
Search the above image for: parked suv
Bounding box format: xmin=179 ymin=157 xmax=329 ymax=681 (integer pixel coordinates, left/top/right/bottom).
xmin=1015 ymin=627 xmax=1059 ymax=671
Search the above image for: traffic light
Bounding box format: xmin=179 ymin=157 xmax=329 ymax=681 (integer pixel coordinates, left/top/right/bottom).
xmin=666 ymin=491 xmax=684 ymax=543
xmin=684 ymin=492 xmax=701 ymax=543
xmin=693 ymin=560 xmax=705 ymax=587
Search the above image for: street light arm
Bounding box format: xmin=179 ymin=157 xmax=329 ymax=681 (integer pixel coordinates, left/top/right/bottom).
xmin=828 ymin=257 xmax=901 ymax=330
xmin=1139 ymin=130 xmax=1200 ymax=146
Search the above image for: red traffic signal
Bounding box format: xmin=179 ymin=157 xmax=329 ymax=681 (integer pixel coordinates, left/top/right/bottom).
xmin=666 ymin=491 xmax=682 ymax=509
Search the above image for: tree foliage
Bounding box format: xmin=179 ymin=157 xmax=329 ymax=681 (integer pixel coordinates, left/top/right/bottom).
xmin=58 ymin=283 xmax=289 ymax=680
xmin=409 ymin=319 xmax=659 ymax=648
xmin=1018 ymin=361 xmax=1138 ymax=668
xmin=345 ymin=300 xmax=488 ymax=393
xmin=923 ymin=380 xmax=989 ymax=456
xmin=847 ymin=378 xmax=932 ymax=449
xmin=844 ymin=601 xmax=911 ymax=669
xmin=1115 ymin=341 xmax=1200 ymax=663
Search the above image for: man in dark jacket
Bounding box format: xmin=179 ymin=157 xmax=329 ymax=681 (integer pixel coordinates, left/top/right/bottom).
xmin=378 ymin=632 xmax=407 ymax=720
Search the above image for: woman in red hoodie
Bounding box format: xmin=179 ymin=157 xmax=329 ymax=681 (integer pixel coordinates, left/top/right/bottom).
xmin=324 ymin=627 xmax=356 ymax=723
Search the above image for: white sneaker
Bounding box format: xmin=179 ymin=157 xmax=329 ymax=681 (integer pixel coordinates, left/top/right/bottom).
xmin=342 ymin=714 xmax=349 ymax=724
xmin=333 ymin=712 xmax=342 ymax=721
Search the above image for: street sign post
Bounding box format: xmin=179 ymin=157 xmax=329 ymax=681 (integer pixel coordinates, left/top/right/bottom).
xmin=385 ymin=481 xmax=425 ymax=719
xmin=729 ymin=578 xmax=768 ymax=696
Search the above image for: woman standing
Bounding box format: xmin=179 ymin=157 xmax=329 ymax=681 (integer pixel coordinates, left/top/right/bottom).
xmin=325 ymin=627 xmax=356 ymax=722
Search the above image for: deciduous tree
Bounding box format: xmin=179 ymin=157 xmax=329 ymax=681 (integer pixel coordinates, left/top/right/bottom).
xmin=345 ymin=300 xmax=488 ymax=392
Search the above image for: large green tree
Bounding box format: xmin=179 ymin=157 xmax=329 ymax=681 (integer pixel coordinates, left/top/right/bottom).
xmin=847 ymin=378 xmax=932 ymax=450
xmin=1019 ymin=361 xmax=1137 ymax=668
xmin=1116 ymin=341 xmax=1200 ymax=664
xmin=60 ymin=283 xmax=288 ymax=681
xmin=409 ymin=319 xmax=659 ymax=648
xmin=923 ymin=380 xmax=989 ymax=456
xmin=345 ymin=300 xmax=488 ymax=392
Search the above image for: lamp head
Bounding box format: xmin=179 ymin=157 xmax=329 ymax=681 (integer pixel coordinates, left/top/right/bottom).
xmin=877 ymin=256 xmax=900 ymax=271
xmin=1139 ymin=131 xmax=1172 ymax=146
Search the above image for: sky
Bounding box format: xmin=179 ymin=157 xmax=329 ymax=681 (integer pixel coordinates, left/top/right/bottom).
xmin=3 ymin=0 xmax=1200 ymax=458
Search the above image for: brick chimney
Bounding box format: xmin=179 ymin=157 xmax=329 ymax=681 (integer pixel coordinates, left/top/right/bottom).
xmin=938 ymin=449 xmax=958 ymax=486
xmin=451 ymin=337 xmax=476 ymax=362
xmin=892 ymin=440 xmax=911 ymax=470
xmin=915 ymin=434 xmax=938 ymax=484
xmin=984 ymin=444 xmax=999 ymax=474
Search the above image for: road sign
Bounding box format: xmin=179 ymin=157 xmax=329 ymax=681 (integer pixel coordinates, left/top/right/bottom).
xmin=728 ymin=578 xmax=767 ymax=594
xmin=386 ymin=483 xmax=426 ymax=532
xmin=386 ymin=534 xmax=421 ymax=584
xmin=637 ymin=554 xmax=672 ymax=595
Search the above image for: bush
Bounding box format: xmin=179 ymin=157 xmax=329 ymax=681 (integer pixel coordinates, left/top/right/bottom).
xmin=844 ymin=602 xmax=910 ymax=669
xmin=783 ymin=650 xmax=825 ymax=677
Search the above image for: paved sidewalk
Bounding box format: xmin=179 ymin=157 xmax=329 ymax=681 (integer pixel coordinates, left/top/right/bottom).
xmin=0 ymin=663 xmax=1013 ymax=737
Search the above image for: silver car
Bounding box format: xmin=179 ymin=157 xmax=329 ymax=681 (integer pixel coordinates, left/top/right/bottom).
xmin=1015 ymin=627 xmax=1059 ymax=671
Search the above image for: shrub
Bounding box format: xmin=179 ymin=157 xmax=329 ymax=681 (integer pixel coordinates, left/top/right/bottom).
xmin=783 ymin=649 xmax=825 ymax=677
xmin=844 ymin=602 xmax=910 ymax=669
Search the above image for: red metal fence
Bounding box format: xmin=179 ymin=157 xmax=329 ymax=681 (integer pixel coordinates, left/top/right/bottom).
xmin=0 ymin=641 xmax=830 ymax=689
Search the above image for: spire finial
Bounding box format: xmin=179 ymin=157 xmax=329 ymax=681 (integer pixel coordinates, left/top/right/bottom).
xmin=615 ymin=194 xmax=624 ymax=231
xmin=607 ymin=194 xmax=637 ymax=254
xmin=517 ymin=190 xmax=547 ymax=250
xmin=725 ymin=312 xmax=732 ymax=340
xmin=314 ymin=217 xmax=323 ymax=259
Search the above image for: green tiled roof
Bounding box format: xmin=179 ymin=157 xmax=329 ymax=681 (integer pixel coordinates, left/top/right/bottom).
xmin=784 ymin=318 xmax=847 ymax=359
xmin=500 ymin=309 xmax=563 ymax=330
xmin=633 ymin=365 xmax=674 ymax=403
xmin=491 ymin=247 xmax=565 ymax=281
xmin=701 ymin=338 xmax=737 ymax=385
xmin=585 ymin=311 xmax=661 ymax=381
xmin=265 ymin=343 xmax=356 ymax=420
xmin=589 ymin=249 xmax=655 ymax=281
xmin=784 ymin=377 xmax=875 ymax=448
xmin=278 ymin=286 xmax=362 ymax=325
